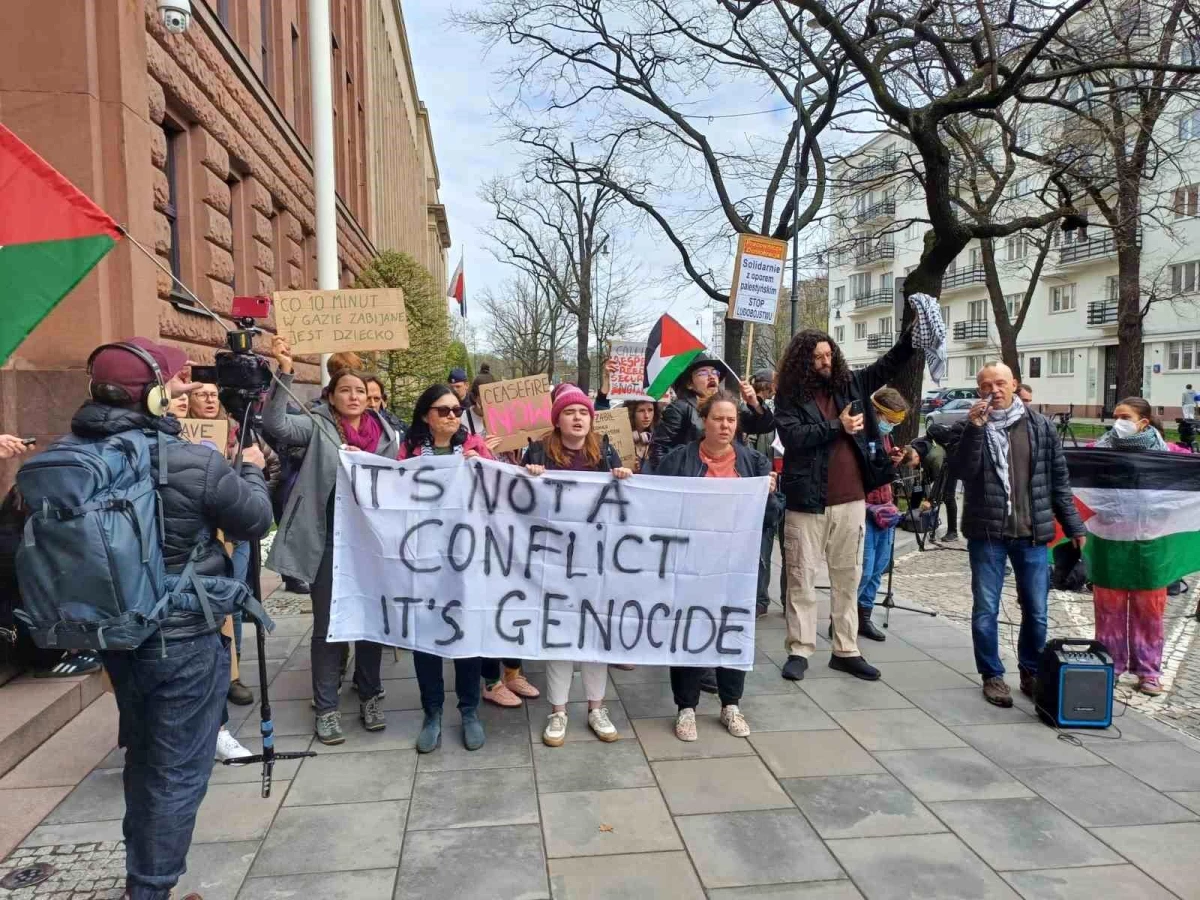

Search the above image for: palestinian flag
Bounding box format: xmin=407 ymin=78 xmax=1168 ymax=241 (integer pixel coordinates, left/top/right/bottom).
xmin=1059 ymin=448 xmax=1200 ymax=590
xmin=0 ymin=124 xmax=121 ymax=365
xmin=644 ymin=314 xmax=706 ymax=399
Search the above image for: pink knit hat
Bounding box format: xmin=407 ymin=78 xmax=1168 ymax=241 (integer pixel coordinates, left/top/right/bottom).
xmin=550 ymin=384 xmax=594 ymax=427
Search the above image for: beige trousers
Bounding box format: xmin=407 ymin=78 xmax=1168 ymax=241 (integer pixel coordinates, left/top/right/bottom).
xmin=783 ymin=502 xmax=866 ymax=659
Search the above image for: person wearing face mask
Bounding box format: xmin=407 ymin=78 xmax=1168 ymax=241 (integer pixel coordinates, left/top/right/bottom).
xmin=852 ymin=388 xmax=910 ymax=641
xmin=397 ymin=384 xmax=495 ymax=753
xmin=1089 ymin=397 xmax=1190 ymax=695
xmin=263 ymin=336 xmax=402 ymax=745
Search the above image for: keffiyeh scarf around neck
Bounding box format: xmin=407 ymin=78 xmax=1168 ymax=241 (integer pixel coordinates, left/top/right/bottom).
xmin=1094 ymin=425 xmax=1167 ymax=452
xmin=419 ymin=435 xmax=464 ymax=456
xmin=985 ymin=396 xmax=1027 ymax=514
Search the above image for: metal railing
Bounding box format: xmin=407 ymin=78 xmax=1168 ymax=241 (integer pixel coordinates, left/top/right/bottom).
xmin=853 ymin=289 xmax=894 ymax=310
xmin=1087 ymin=299 xmax=1119 ymax=326
xmin=855 ymin=200 xmax=896 ymax=226
xmin=867 ymin=332 xmax=893 ymax=350
xmin=1058 ymin=232 xmax=1117 ymax=265
xmin=953 ymin=319 xmax=989 ymax=341
xmin=942 ymin=266 xmax=988 ymax=290
xmin=854 ymin=242 xmax=895 ymax=265
xmin=857 ymin=151 xmax=902 ymax=180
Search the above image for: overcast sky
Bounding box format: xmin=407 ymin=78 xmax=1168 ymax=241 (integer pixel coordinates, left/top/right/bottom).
xmin=402 ymin=1 xmax=809 ymax=351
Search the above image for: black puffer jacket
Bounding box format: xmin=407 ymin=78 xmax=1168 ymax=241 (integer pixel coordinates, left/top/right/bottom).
xmin=649 ymin=394 xmax=773 ymax=470
xmin=773 ymin=331 xmax=916 ymax=513
xmin=950 ymin=411 xmax=1084 ymax=543
xmin=655 ymin=441 xmax=784 ymax=529
xmin=70 ymin=403 xmax=274 ymax=637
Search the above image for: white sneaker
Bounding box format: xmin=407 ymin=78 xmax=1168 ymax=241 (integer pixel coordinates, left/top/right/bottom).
xmin=587 ymin=707 xmax=619 ymax=742
xmin=720 ymin=704 xmax=751 ymax=738
xmin=215 ymin=728 xmax=253 ymax=766
xmin=543 ymin=711 xmax=569 ymax=747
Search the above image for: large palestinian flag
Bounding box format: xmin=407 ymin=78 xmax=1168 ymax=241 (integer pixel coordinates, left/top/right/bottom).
xmin=1061 ymin=448 xmax=1200 ymax=590
xmin=0 ymin=124 xmax=121 ymax=365
xmin=644 ymin=314 xmax=706 ymax=399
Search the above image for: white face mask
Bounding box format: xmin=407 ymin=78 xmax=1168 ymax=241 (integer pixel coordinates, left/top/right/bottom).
xmin=1112 ymin=419 xmax=1139 ymax=438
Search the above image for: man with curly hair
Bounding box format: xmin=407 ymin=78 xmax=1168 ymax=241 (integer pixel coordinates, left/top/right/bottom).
xmin=773 ymin=327 xmax=917 ymax=681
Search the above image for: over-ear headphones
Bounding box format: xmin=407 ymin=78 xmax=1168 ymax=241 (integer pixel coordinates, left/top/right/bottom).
xmin=86 ymin=342 xmax=172 ymax=418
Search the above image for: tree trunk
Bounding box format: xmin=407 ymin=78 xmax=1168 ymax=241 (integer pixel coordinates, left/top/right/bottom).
xmin=1114 ymin=225 xmax=1144 ymax=399
xmin=723 ymin=316 xmax=745 ymax=380
xmin=575 ymin=302 xmax=592 ymax=392
xmin=980 ymin=239 xmax=1022 ymax=381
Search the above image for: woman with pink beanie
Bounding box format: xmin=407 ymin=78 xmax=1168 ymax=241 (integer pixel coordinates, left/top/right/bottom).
xmin=525 ymin=384 xmax=633 ymax=745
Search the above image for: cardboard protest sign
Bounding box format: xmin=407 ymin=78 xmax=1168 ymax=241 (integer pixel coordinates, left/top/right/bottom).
xmin=478 ymin=374 xmax=552 ymax=452
xmin=727 ymin=234 xmax=786 ymax=325
xmin=178 ymin=418 xmax=229 ymax=454
xmin=329 ymin=453 xmax=765 ymax=668
xmin=607 ymin=340 xmax=652 ymax=401
xmin=594 ymin=409 xmax=637 ymax=470
xmin=274 ymin=288 xmax=410 ymax=354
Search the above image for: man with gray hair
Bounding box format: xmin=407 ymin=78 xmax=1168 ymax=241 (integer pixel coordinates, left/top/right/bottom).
xmin=952 ymin=361 xmax=1085 ymax=708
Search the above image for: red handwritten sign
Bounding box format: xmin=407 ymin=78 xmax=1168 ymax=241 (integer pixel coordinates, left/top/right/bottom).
xmin=479 ymin=374 xmax=553 ymax=452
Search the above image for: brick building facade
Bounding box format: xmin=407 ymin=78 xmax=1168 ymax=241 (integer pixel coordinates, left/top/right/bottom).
xmin=0 ymin=0 xmax=450 ymax=483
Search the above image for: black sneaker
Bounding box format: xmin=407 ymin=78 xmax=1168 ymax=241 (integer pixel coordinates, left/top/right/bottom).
xmin=699 ymin=669 xmax=719 ymax=694
xmin=830 ymin=655 xmax=881 ymax=681
xmin=941 ymin=531 xmax=959 ymax=543
xmin=781 ymin=655 xmax=809 ymax=681
xmin=283 ymin=576 xmax=310 ymax=594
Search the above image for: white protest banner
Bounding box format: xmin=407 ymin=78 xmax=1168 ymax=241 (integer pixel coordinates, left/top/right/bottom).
xmin=607 ymin=340 xmax=652 ymax=402
xmin=727 ymin=234 xmax=786 ymax=325
xmin=328 ymin=453 xmax=764 ymax=669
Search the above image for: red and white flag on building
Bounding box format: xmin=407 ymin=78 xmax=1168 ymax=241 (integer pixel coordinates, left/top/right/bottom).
xmin=448 ymin=254 xmax=465 ymax=318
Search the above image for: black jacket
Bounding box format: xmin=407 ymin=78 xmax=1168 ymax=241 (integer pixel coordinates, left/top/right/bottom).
xmin=524 ymin=437 xmax=622 ymax=471
xmin=649 ymin=394 xmax=774 ymax=470
xmin=655 ymin=441 xmax=784 ymax=529
xmin=70 ymin=403 xmax=274 ymax=638
xmin=774 ymin=330 xmax=917 ymax=513
xmin=950 ymin=411 xmax=1085 ymax=543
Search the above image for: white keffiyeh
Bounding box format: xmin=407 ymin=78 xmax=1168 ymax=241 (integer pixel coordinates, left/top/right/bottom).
xmin=907 ymin=292 xmax=948 ymax=384
xmin=985 ymin=397 xmax=1027 ymax=514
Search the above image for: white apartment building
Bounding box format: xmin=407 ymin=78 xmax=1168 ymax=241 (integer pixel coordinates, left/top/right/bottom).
xmin=826 ymin=132 xmax=1200 ymax=418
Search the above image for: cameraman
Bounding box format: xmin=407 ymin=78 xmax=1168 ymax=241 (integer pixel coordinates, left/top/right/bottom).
xmin=77 ymin=339 xmax=274 ymax=900
xmin=910 ymin=422 xmax=959 ymax=542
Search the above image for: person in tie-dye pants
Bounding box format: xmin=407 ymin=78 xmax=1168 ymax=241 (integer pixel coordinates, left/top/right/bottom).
xmin=1088 ymin=397 xmax=1192 ymax=696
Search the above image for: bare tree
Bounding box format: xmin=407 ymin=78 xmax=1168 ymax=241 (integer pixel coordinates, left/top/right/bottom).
xmin=479 ymin=275 xmax=577 ymax=378
xmin=459 ymin=0 xmax=849 ymax=375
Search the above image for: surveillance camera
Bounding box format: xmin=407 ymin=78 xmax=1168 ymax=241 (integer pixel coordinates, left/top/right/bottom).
xmin=159 ymin=0 xmax=192 ymax=34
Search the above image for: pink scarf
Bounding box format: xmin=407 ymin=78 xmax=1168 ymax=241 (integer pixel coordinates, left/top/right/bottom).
xmin=340 ymin=412 xmax=382 ymax=453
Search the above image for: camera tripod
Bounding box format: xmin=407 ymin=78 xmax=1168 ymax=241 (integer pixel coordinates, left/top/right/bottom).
xmin=220 ymin=404 xmax=315 ymax=797
xmin=877 ymin=519 xmax=938 ymax=628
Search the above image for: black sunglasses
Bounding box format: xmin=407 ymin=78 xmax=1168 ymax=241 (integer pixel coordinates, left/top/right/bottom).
xmin=431 ymin=405 xmax=464 ymax=418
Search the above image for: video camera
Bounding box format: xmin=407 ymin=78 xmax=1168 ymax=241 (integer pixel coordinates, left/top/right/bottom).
xmin=190 ymin=295 xmax=275 ymax=428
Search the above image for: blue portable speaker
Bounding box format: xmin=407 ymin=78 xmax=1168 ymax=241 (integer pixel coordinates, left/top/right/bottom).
xmin=1036 ymin=639 xmax=1114 ymax=729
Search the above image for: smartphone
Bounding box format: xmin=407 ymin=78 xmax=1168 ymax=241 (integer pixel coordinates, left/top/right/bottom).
xmin=21 ymin=437 xmax=36 ymax=446
xmin=850 ymin=400 xmax=863 ymax=416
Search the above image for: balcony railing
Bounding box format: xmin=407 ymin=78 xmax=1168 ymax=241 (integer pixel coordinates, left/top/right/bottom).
xmin=942 ymin=266 xmax=988 ymax=290
xmin=855 ymin=200 xmax=896 ymax=226
xmin=858 ymin=151 xmax=902 ymax=180
xmin=953 ymin=319 xmax=989 ymax=341
xmin=853 ymin=289 xmax=894 ymax=311
xmin=867 ymin=332 xmax=893 ymax=350
xmin=1087 ymin=299 xmax=1119 ymax=326
xmin=854 ymin=242 xmax=895 ymax=265
xmin=1059 ymin=232 xmax=1117 ymax=266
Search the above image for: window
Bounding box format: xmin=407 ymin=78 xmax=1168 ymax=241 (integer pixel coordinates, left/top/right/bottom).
xmin=966 ymin=355 xmax=987 ymax=376
xmin=877 ymin=316 xmax=892 ymax=336
xmin=834 ymin=325 xmax=845 ymax=343
xmin=1016 ymin=121 xmax=1035 ymax=148
xmin=1179 ymin=109 xmax=1200 ymax=142
xmin=1167 ymin=340 xmax=1198 ymax=371
xmin=1029 ymin=356 xmax=1042 ymax=378
xmin=1174 ymin=184 xmax=1200 ymax=218
xmin=834 ymin=286 xmax=845 ymax=305
xmin=849 ymin=272 xmax=871 ymax=298
xmin=968 ymin=299 xmax=987 ymax=321
xmin=1105 ymin=275 xmax=1119 ymax=301
xmin=162 ymin=125 xmax=182 ymax=284
xmin=880 ymin=272 xmax=893 ymax=293
xmin=1004 ymin=292 xmax=1022 ymax=320
xmin=1185 ymin=38 xmax=1200 ymax=66
xmin=291 ymin=25 xmax=303 ymax=127
xmin=969 ymin=247 xmax=981 ymax=268
xmin=260 ymin=0 xmax=271 ymax=90
xmin=1005 ymin=234 xmax=1028 ymax=261
xmin=1171 ymin=260 xmax=1200 ymax=293
xmin=855 ymin=322 xmax=868 ymax=340
xmin=1050 ymin=283 xmax=1077 ymax=313
xmin=940 ymin=305 xmax=951 ymax=325
xmin=1049 ymin=349 xmax=1075 ymax=376
xmin=1008 ymin=176 xmax=1031 ymax=199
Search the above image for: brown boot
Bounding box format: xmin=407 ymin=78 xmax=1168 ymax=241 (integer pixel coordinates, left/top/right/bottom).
xmin=1019 ymin=670 xmax=1038 ymax=699
xmin=982 ymin=676 xmax=1013 ymax=708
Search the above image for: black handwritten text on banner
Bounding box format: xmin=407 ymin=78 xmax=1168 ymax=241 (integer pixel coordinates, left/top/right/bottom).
xmin=328 ymin=453 xmax=765 ymax=669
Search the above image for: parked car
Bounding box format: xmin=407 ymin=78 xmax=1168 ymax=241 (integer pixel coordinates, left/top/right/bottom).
xmin=921 ymin=387 xmax=977 ymax=414
xmin=925 ymin=397 xmax=976 ymax=431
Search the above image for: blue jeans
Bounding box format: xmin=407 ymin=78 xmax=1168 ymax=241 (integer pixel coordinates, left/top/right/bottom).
xmin=857 ymin=519 xmax=894 ymax=611
xmin=103 ymin=632 xmax=228 ymax=900
xmin=414 ymin=652 xmax=482 ymax=713
xmin=968 ymin=538 xmax=1049 ymax=678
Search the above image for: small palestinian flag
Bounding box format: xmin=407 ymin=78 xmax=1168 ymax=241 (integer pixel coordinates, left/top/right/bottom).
xmin=644 ymin=314 xmax=706 ymax=399
xmin=1060 ymin=448 xmax=1200 ymax=590
xmin=0 ymin=124 xmax=121 ymax=366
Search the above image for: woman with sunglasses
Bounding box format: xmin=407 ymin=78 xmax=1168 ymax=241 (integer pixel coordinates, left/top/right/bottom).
xmin=264 ymin=336 xmax=401 ymax=746
xmin=398 ymin=384 xmax=495 ymax=753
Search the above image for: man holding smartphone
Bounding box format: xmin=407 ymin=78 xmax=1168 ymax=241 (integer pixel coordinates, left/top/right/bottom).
xmin=952 ymin=362 xmax=1085 ymax=708
xmin=773 ymin=327 xmax=917 ymax=682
